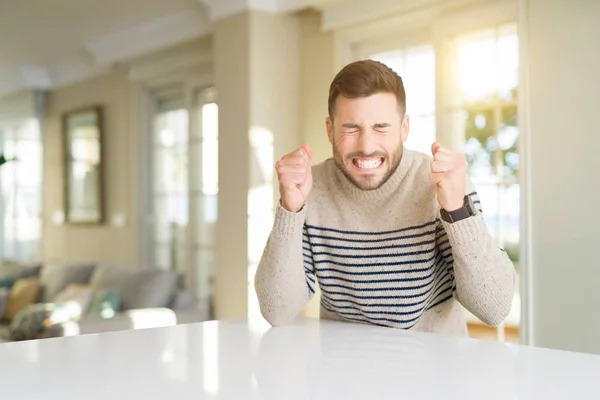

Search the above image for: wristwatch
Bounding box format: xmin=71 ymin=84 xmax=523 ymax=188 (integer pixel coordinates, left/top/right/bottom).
xmin=440 ymin=195 xmax=476 ymax=223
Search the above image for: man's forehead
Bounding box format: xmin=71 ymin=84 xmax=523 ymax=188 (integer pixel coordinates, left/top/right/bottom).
xmin=333 ymin=94 xmax=402 ymax=119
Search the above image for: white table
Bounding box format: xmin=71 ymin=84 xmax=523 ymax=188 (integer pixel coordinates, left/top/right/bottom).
xmin=0 ymin=319 xmax=598 ymax=399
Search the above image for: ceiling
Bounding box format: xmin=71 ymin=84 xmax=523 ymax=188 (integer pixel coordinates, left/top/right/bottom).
xmin=0 ymin=0 xmax=446 ymax=99
xmin=0 ymin=0 xmax=209 ymax=98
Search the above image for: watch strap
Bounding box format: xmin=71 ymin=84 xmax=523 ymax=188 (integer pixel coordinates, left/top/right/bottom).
xmin=440 ymin=195 xmax=475 ymax=223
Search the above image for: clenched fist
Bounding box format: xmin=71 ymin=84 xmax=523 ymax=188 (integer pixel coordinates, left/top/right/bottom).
xmin=430 ymin=142 xmax=468 ymax=212
xmin=275 ymin=144 xmax=313 ymax=213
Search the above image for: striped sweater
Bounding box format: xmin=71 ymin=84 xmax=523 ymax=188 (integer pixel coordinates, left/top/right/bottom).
xmin=255 ymin=149 xmax=516 ymax=335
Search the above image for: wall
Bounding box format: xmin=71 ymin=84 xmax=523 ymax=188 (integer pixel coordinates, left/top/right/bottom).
xmin=523 ymin=0 xmax=600 ymax=354
xmin=0 ymin=91 xmax=39 ymax=125
xmin=213 ymin=12 xmax=252 ymax=319
xmin=296 ymin=10 xmax=337 ymax=318
xmin=213 ymin=10 xmax=303 ymax=320
xmin=43 ymin=71 xmax=141 ymax=266
xmin=299 ymin=10 xmax=335 ymax=165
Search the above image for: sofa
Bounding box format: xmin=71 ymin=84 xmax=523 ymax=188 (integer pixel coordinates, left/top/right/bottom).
xmin=0 ymin=260 xmax=211 ymax=342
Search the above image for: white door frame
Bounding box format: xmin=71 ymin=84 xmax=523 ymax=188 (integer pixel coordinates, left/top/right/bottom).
xmin=138 ymin=73 xmax=214 ymax=300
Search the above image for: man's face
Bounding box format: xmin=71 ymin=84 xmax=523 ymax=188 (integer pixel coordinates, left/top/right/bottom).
xmin=326 ymin=92 xmax=409 ymax=190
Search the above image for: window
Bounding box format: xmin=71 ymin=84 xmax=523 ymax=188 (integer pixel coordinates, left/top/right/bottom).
xmin=0 ymin=118 xmax=42 ymax=262
xmin=448 ymin=24 xmax=520 ymax=338
xmin=148 ymin=87 xmax=218 ymax=316
xmin=193 ymin=88 xmax=218 ymax=313
xmin=369 ymin=45 xmax=436 ymax=154
xmin=152 ymin=96 xmax=189 ymax=272
xmin=449 ymin=24 xmax=519 ymax=258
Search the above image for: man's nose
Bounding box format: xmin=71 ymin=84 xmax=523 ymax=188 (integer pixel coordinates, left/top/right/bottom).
xmin=357 ymin=130 xmax=378 ymax=155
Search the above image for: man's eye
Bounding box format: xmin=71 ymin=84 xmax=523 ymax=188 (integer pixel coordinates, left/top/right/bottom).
xmin=344 ymin=130 xmax=359 ymax=135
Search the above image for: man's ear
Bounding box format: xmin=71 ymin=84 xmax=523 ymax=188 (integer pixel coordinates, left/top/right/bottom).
xmin=401 ymin=115 xmax=410 ymax=143
xmin=326 ymin=116 xmax=334 ymax=145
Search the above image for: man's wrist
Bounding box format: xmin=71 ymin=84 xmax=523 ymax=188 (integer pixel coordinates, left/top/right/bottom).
xmin=443 ymin=197 xmax=466 ymax=213
xmin=280 ymin=199 xmax=304 ymax=213
xmin=440 ymin=196 xmax=475 ymax=223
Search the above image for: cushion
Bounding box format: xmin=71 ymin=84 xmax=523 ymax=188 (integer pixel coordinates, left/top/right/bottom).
xmin=53 ymin=284 xmax=93 ymax=320
xmin=87 ymin=289 xmax=120 ymax=318
xmin=0 ymin=288 xmax=9 ymax=319
xmin=0 ymin=277 xmax=16 ymax=290
xmin=0 ymin=261 xmax=42 ymax=279
xmin=0 ymin=324 xmax=10 ymax=341
xmin=4 ymin=277 xmax=42 ymax=321
xmin=8 ymin=304 xmax=67 ymax=341
xmin=39 ymin=263 xmax=95 ymax=302
xmin=0 ymin=261 xmax=41 ymax=290
xmin=90 ymin=265 xmax=178 ymax=310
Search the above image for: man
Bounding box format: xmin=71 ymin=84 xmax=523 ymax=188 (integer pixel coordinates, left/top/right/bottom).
xmin=255 ymin=60 xmax=515 ymax=335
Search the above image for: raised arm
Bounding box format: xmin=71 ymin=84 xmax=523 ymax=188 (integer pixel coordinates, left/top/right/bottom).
xmin=430 ymin=142 xmax=515 ymax=326
xmin=254 ymin=144 xmax=316 ymax=326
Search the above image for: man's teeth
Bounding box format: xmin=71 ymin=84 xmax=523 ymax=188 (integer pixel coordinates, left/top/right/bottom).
xmin=353 ymin=158 xmax=383 ymax=169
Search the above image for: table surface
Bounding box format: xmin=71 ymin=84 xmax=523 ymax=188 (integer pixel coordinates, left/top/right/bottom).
xmin=0 ymin=318 xmax=598 ymax=399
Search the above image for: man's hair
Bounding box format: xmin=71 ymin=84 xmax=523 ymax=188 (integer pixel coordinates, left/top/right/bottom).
xmin=327 ymin=59 xmax=406 ymax=120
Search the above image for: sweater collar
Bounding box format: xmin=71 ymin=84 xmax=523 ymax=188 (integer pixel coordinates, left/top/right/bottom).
xmin=330 ymin=148 xmax=415 ymax=202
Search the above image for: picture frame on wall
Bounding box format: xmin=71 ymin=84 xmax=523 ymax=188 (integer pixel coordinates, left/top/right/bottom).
xmin=62 ymin=105 xmax=104 ymax=224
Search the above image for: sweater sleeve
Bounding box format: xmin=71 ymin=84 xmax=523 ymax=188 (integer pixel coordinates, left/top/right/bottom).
xmin=437 ymin=180 xmax=516 ymax=327
xmin=254 ymin=202 xmax=316 ymax=326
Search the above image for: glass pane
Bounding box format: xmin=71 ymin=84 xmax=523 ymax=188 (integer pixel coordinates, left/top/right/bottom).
xmin=153 ymin=146 xmax=188 ymax=195
xmin=195 ymin=195 xmax=217 ymax=247
xmin=16 ymin=140 xmax=41 ymax=186
xmin=154 ymin=197 xmax=174 ymax=244
xmin=463 ymin=108 xmax=497 ymax=181
xmin=19 ymin=189 xmax=41 ymax=219
xmin=194 ymin=249 xmax=215 ymax=302
xmin=497 ymin=31 xmax=519 ymax=101
xmin=154 ymin=109 xmax=188 ymax=146
xmin=404 ymin=46 xmax=435 ymax=115
xmin=371 ymin=46 xmax=436 ymax=116
xmin=202 ymin=138 xmax=218 ymax=195
xmin=475 ymin=182 xmax=499 ymax=236
xmin=0 ymin=120 xmax=42 ymax=262
xmin=202 ymin=103 xmax=218 ymax=140
xmin=248 ymin=209 xmax=274 ymax=264
xmin=499 ymin=106 xmax=519 ymax=184
xmin=173 ymin=244 xmax=188 ymax=280
xmin=500 ymin=184 xmax=520 ymax=263
xmin=405 ymin=115 xmax=435 ymax=155
xmin=191 ymin=141 xmax=201 ymax=192
xmin=457 ymin=33 xmax=497 ymax=102
xmin=249 ymin=127 xmax=274 ymax=188
xmin=370 ymin=49 xmax=405 ymax=75
xmin=14 ymin=118 xmax=40 ymax=141
xmin=155 ymin=245 xmax=172 ymax=270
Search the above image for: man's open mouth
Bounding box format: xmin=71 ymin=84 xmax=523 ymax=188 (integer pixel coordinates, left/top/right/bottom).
xmin=352 ymin=157 xmax=384 ymax=170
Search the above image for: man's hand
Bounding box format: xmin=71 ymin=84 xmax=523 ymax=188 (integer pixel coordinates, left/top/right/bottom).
xmin=275 ymin=144 xmax=313 ymax=213
xmin=430 ymin=142 xmax=468 ymax=212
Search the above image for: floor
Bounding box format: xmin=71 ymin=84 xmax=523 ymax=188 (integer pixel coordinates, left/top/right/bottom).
xmin=468 ymin=322 xmax=520 ymax=344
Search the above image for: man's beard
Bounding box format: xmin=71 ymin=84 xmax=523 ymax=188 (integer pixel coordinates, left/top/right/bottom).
xmin=333 ymin=144 xmax=403 ymax=191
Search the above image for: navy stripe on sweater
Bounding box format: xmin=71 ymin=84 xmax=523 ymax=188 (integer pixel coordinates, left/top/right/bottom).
xmin=303 ymin=238 xmax=437 ymax=251
xmin=321 ymin=285 xmax=454 ymax=326
xmin=305 ymin=219 xmax=437 ymax=236
xmin=306 ymin=229 xmax=437 ymax=244
xmin=318 ymin=257 xmax=447 ymax=291
xmin=301 ymin=211 xmax=467 ymax=328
